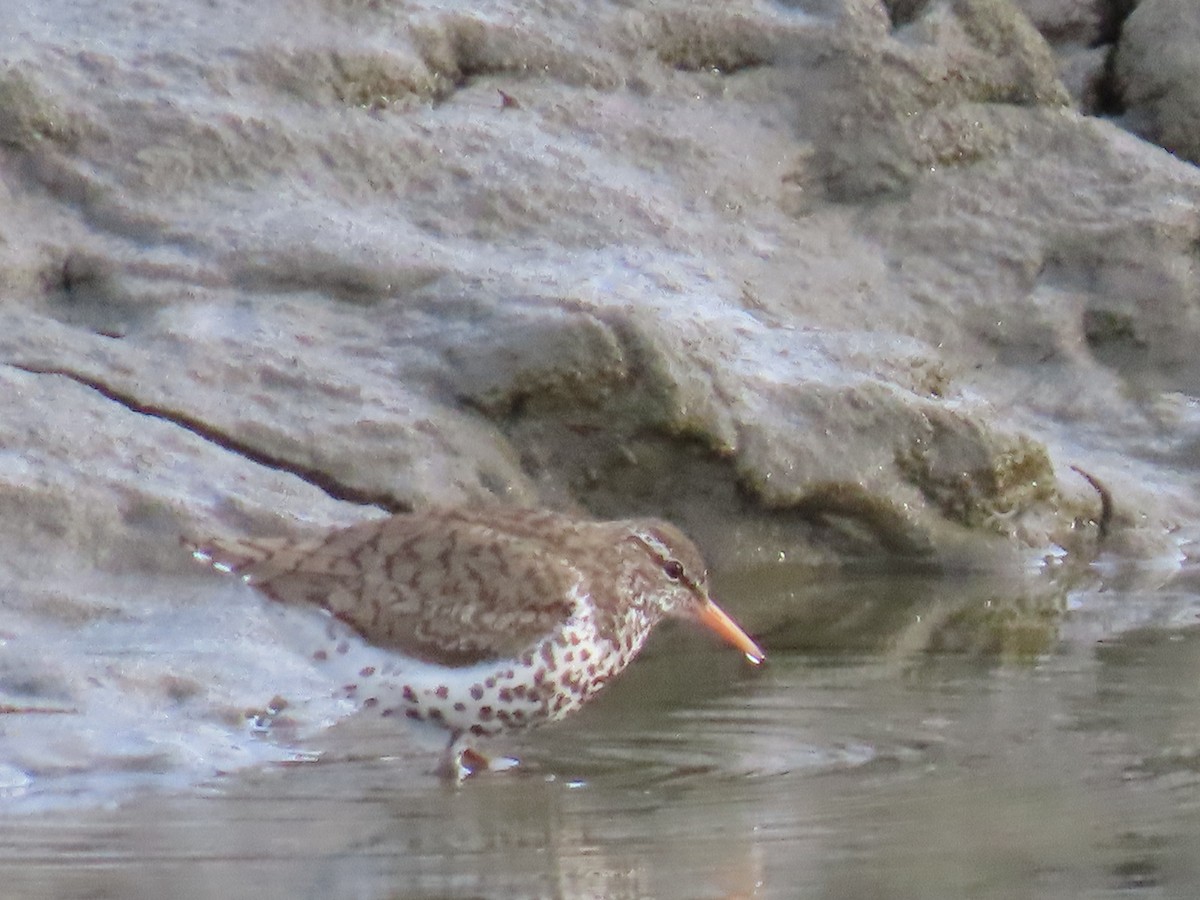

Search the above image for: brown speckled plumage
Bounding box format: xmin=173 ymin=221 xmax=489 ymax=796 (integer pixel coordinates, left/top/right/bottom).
xmin=188 ymin=505 xmax=763 ymax=777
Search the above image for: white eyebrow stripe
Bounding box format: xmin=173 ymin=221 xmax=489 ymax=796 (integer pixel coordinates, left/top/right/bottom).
xmin=628 ymin=532 xmax=705 ymax=594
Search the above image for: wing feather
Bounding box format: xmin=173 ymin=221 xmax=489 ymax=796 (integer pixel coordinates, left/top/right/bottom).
xmin=189 ymin=508 xmax=584 ymax=665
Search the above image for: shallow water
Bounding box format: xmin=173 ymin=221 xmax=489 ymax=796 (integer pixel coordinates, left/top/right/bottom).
xmin=5 ymin=563 xmax=1200 ymax=899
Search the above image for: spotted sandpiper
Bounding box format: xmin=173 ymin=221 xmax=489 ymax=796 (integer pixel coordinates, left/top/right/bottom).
xmin=188 ymin=506 xmax=764 ymax=777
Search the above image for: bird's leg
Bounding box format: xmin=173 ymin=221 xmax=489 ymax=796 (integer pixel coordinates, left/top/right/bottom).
xmin=438 ymin=730 xmax=487 ymax=782
xmin=437 ymin=731 xmax=519 ymax=781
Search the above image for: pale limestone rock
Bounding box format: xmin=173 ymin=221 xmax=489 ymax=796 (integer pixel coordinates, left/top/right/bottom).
xmin=1115 ymin=0 xmax=1200 ymax=165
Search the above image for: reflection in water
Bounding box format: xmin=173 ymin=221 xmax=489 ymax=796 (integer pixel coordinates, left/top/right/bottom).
xmin=731 ymin=564 xmax=1081 ymax=658
xmin=4 ymin=566 xmax=1200 ymax=898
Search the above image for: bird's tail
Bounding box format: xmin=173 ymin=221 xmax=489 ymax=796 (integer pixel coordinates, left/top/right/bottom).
xmin=183 ymin=534 xmax=310 ymax=582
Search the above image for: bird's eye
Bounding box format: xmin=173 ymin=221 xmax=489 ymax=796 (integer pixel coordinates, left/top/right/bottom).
xmin=662 ymin=559 xmax=685 ymax=581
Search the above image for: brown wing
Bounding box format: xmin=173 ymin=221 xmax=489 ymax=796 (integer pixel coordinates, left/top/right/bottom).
xmin=189 ymin=509 xmax=582 ymax=666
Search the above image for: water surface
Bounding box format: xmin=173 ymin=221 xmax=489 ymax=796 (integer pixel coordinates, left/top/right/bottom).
xmin=4 ymin=564 xmax=1200 ymax=899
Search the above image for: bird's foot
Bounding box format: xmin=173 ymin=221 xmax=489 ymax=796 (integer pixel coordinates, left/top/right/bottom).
xmin=439 ymin=735 xmax=519 ymax=781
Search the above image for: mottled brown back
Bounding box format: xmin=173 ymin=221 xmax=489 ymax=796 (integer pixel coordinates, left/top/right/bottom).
xmin=193 ymin=507 xmax=597 ymax=666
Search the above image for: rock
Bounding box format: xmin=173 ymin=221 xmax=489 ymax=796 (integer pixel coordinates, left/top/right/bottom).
xmin=1055 ymin=44 xmax=1109 ymax=111
xmin=821 ymin=0 xmax=1069 ymax=201
xmin=1011 ymin=0 xmax=1109 ymax=45
xmin=1115 ymin=0 xmax=1200 ymax=165
xmin=1 ymin=0 xmax=1194 ymax=575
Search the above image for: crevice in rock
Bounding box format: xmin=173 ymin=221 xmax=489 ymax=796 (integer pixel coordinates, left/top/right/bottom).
xmin=1096 ymin=0 xmax=1138 ymax=46
xmin=8 ymin=362 xmax=410 ymax=515
xmin=1091 ymin=0 xmax=1137 ymax=116
xmin=1091 ymin=44 xmax=1125 ymax=117
xmin=882 ymin=0 xmax=932 ymax=30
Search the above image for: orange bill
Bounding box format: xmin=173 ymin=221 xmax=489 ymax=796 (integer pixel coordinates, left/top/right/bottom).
xmin=695 ymin=600 xmax=765 ymax=665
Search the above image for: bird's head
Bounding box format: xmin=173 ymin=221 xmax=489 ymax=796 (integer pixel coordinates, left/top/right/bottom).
xmin=624 ymin=522 xmax=765 ymax=665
